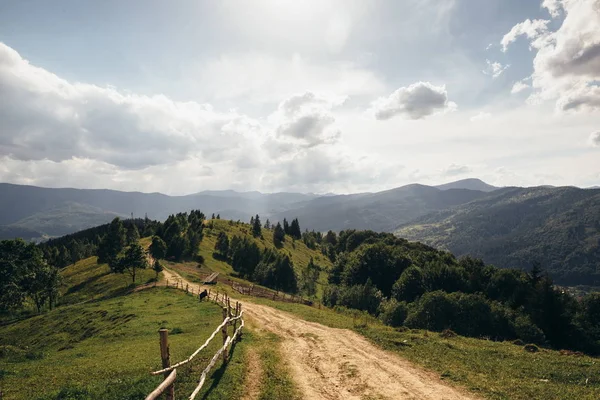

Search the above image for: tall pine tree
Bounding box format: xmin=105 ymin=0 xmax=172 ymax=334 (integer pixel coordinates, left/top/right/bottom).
xmin=273 ymin=222 xmax=285 ymax=247
xmin=283 ymin=218 xmax=290 ymax=235
xmin=252 ymin=214 xmax=262 ymax=237
xmin=97 ymin=218 xmax=126 ymax=265
xmin=290 ymin=218 xmax=301 ymax=240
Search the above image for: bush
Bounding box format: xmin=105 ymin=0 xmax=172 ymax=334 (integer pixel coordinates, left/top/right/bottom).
xmin=379 ymin=299 xmax=409 ymax=327
xmin=324 ymin=281 xmax=383 ymax=315
xmin=405 ymin=291 xmax=458 ymax=331
xmin=514 ymin=315 xmax=545 ymax=344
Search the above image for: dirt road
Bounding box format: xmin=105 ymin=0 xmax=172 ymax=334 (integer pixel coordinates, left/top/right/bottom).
xmin=161 ymin=269 xmax=479 ymax=400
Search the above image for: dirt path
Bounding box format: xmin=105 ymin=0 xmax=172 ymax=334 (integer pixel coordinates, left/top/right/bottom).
xmin=161 ymin=269 xmax=479 ymax=400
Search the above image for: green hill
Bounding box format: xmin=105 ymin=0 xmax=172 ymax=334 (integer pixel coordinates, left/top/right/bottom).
xmin=166 ymin=219 xmax=332 ymax=299
xmin=0 ymin=256 xmax=250 ymax=400
xmin=395 ymin=186 xmax=600 ymax=285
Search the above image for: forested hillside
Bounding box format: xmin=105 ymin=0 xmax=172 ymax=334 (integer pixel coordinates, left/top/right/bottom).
xmin=396 ymin=186 xmax=600 ymax=285
xmin=321 ymin=229 xmax=600 ymax=355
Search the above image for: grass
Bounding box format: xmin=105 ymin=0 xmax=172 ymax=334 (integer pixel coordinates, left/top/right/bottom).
xmin=0 ymin=288 xmax=252 ymax=400
xmin=60 ymin=256 xmax=156 ymax=305
xmin=255 ymin=332 xmax=300 ymax=400
xmin=216 ymin=289 xmax=600 ymax=400
xmin=0 ymin=251 xmax=254 ymax=400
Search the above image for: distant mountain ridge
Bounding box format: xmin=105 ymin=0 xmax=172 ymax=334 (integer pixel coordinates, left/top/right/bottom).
xmin=0 ymin=179 xmax=494 ymax=239
xmin=395 ymin=186 xmax=600 ymax=285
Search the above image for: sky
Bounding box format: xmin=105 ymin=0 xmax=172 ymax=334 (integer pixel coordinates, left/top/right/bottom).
xmin=0 ymin=0 xmax=598 ymax=195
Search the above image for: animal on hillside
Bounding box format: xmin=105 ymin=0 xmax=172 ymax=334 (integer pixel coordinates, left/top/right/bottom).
xmin=199 ymin=289 xmax=208 ymax=301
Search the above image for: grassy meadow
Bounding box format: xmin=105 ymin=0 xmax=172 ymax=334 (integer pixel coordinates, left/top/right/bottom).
xmin=0 ymin=255 xmax=254 ymax=400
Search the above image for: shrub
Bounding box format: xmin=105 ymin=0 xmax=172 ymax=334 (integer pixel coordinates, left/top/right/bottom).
xmin=379 ymin=299 xmax=409 ymax=327
xmin=514 ymin=315 xmax=545 ymax=345
xmin=405 ymin=291 xmax=458 ymax=331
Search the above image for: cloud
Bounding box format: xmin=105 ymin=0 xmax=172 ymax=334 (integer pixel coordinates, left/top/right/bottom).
xmin=502 ymin=1 xmax=600 ymax=112
xmin=501 ymin=19 xmax=550 ymax=52
xmin=0 ymin=42 xmax=412 ymax=194
xmin=442 ymin=163 xmax=472 ymax=176
xmin=273 ymin=92 xmax=342 ymax=147
xmin=542 ymin=0 xmax=563 ymax=18
xmin=0 ymin=42 xmax=267 ymax=170
xmin=590 ymin=131 xmax=600 ymax=147
xmin=470 ymin=112 xmax=492 ymax=122
xmin=371 ymin=82 xmax=456 ymax=120
xmin=511 ymin=81 xmax=531 ymax=94
xmin=483 ymin=60 xmax=510 ymax=78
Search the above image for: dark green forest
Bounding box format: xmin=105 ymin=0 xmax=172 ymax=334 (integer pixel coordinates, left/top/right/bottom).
xmin=322 ymin=229 xmax=600 ymax=355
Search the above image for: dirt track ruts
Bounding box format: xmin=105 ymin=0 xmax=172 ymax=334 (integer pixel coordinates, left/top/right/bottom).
xmin=161 ymin=268 xmax=480 ymax=400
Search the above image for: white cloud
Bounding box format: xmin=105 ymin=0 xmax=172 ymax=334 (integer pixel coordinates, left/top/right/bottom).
xmin=370 ymin=82 xmax=456 ymax=120
xmin=470 ymin=112 xmax=492 ymax=122
xmin=542 ymin=0 xmax=563 ymax=18
xmin=0 ymin=42 xmax=268 ymax=170
xmin=511 ymin=81 xmax=531 ymax=94
xmin=590 ymin=131 xmax=600 ymax=147
xmin=501 ymin=19 xmax=550 ymax=52
xmin=0 ymin=42 xmax=410 ymax=194
xmin=483 ymin=59 xmax=510 ymax=78
xmin=443 ymin=163 xmax=472 ymax=176
xmin=503 ymin=1 xmax=600 ymax=112
xmin=272 ymin=92 xmax=343 ymax=147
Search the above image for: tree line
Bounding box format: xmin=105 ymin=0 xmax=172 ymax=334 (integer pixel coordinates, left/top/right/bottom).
xmin=321 ymin=230 xmax=600 ymax=355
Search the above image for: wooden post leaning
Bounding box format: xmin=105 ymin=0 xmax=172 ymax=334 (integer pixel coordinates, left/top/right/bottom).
xmin=221 ymin=307 xmax=228 ymax=364
xmin=159 ymin=329 xmax=175 ymax=400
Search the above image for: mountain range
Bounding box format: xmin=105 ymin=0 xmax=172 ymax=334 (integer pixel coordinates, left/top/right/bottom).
xmin=1 ymin=178 xmax=598 ymax=285
xmin=0 ymin=178 xmax=491 ymax=239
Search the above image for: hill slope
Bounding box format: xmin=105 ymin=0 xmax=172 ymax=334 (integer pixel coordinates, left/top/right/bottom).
xmin=270 ymin=184 xmax=488 ymax=232
xmin=395 ymin=186 xmax=600 ymax=285
xmin=0 ymin=256 xmax=250 ymax=400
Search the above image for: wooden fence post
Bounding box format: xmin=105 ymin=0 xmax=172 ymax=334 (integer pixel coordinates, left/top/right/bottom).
xmin=238 ymin=303 xmax=243 ymax=340
xmin=221 ymin=307 xmax=228 ymax=364
xmin=233 ymin=301 xmax=238 ymax=333
xmin=159 ymin=329 xmax=175 ymax=400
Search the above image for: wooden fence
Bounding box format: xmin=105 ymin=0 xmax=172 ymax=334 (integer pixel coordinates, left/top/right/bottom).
xmin=231 ymin=281 xmax=315 ymax=306
xmin=145 ymin=289 xmax=244 ymax=400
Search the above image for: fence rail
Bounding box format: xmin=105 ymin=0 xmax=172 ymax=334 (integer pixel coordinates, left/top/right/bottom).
xmin=145 ymin=289 xmax=244 ymax=400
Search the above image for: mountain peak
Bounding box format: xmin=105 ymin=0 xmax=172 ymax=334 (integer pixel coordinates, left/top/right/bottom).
xmin=434 ymin=178 xmax=497 ymax=192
